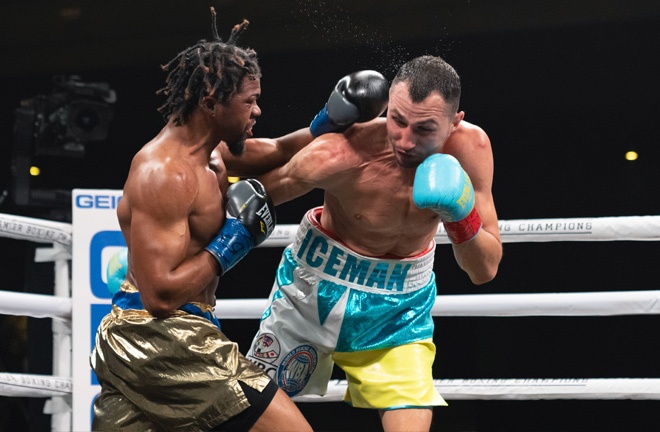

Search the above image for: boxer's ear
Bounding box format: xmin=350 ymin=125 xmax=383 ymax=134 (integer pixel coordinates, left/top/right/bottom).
xmin=200 ymin=96 xmax=218 ymax=116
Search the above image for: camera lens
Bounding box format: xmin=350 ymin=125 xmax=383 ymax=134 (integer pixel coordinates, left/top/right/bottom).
xmin=73 ymin=107 xmax=99 ymax=132
xmin=66 ymin=101 xmax=112 ymax=141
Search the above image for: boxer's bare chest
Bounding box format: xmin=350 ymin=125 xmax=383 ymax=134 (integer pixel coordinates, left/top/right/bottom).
xmin=188 ymin=166 xmax=226 ymax=248
xmin=325 ymin=162 xmax=439 ymax=257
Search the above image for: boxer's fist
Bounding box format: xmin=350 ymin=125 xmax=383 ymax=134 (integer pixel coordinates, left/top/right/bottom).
xmin=206 ymin=179 xmax=276 ymax=274
xmin=106 ymin=247 xmax=128 ymax=295
xmin=310 ymin=70 xmax=389 ymax=137
xmin=413 ymin=154 xmax=482 ymax=243
xmin=226 ymin=179 xmax=276 ymax=246
xmin=413 ymin=154 xmax=475 ymax=221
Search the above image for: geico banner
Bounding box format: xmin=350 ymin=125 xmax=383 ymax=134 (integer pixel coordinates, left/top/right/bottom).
xmin=72 ymin=189 xmax=124 ymax=431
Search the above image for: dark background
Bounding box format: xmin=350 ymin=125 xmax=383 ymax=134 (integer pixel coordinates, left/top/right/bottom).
xmin=1 ymin=1 xmax=660 ymax=430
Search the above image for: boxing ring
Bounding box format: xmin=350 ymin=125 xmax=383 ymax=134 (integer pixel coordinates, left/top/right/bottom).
xmin=1 ymin=190 xmax=660 ymax=430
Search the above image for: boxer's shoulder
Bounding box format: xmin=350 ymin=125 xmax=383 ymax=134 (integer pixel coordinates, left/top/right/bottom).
xmin=446 ymin=120 xmax=490 ymax=154
xmin=345 ymin=118 xmax=387 ymax=142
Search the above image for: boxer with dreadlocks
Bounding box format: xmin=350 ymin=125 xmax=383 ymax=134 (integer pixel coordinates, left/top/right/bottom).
xmin=90 ymin=8 xmax=313 ymax=431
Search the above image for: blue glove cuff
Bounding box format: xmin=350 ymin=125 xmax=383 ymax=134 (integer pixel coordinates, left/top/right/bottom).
xmin=310 ymin=104 xmax=332 ymax=137
xmin=205 ymin=218 xmax=255 ymax=275
xmin=310 ymin=104 xmax=348 ymax=137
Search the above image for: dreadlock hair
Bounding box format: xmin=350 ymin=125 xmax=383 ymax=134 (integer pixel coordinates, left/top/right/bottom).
xmin=156 ymin=7 xmax=261 ymax=125
xmin=392 ymin=55 xmax=461 ymax=114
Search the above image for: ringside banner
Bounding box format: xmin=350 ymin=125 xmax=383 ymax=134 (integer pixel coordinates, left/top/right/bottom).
xmin=71 ymin=189 xmax=124 ymax=430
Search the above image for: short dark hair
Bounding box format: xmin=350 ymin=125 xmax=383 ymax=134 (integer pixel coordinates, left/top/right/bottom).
xmin=156 ymin=8 xmax=261 ymax=125
xmin=392 ymin=55 xmax=461 ymax=113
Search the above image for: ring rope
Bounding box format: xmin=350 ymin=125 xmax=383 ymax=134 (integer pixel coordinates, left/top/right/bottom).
xmin=0 ymin=212 xmax=72 ymax=248
xmin=0 ymin=290 xmax=72 ymax=319
xmin=0 ymin=373 xmax=72 ymax=398
xmin=4 ymin=374 xmax=660 ymax=401
xmin=4 ymin=213 xmax=660 ymax=247
xmin=292 ymin=378 xmax=660 ymax=402
xmin=263 ymin=215 xmax=660 ymax=247
xmin=213 ymin=290 xmax=660 ymax=319
xmin=3 ymin=289 xmax=660 ymax=320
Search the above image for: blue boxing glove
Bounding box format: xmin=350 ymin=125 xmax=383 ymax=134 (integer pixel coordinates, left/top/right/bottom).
xmin=106 ymin=247 xmax=128 ymax=295
xmin=310 ymin=70 xmax=389 ymax=137
xmin=205 ymin=179 xmax=276 ymax=275
xmin=413 ymin=154 xmax=482 ymax=244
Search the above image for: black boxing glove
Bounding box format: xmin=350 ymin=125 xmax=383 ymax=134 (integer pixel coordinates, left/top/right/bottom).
xmin=205 ymin=179 xmax=276 ymax=275
xmin=310 ymin=70 xmax=389 ymax=137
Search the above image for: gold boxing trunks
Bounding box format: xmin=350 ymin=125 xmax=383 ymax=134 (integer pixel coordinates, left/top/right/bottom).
xmin=90 ymin=282 xmax=271 ymax=431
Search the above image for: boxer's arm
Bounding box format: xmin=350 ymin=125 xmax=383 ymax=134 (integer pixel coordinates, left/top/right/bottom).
xmin=126 ymin=164 xmax=220 ymax=317
xmin=447 ymin=126 xmax=502 ymax=285
xmin=257 ymin=133 xmax=350 ymax=206
xmin=221 ymin=128 xmax=315 ymax=177
xmin=221 ymin=71 xmax=387 ymax=178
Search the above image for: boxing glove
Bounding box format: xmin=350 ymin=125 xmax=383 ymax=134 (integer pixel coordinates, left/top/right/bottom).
xmin=106 ymin=247 xmax=128 ymax=295
xmin=413 ymin=154 xmax=482 ymax=244
xmin=310 ymin=70 xmax=389 ymax=137
xmin=206 ymin=179 xmax=276 ymax=275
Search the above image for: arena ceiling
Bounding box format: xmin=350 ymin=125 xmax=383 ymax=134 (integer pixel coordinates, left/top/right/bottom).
xmin=1 ymin=0 xmax=659 ymax=76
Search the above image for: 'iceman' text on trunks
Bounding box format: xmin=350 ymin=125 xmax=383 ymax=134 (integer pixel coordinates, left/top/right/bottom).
xmin=295 ymin=229 xmax=411 ymax=292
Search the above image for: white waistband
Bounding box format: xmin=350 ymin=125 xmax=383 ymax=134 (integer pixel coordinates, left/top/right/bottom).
xmin=290 ymin=208 xmax=435 ymax=294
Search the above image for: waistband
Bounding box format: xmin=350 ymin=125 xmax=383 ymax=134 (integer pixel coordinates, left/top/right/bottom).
xmin=112 ymin=281 xmax=221 ymax=329
xmin=291 ymin=207 xmax=435 ymax=294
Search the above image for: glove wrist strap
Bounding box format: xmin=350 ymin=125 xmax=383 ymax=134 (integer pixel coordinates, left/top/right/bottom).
xmin=205 ymin=219 xmax=254 ymax=275
xmin=443 ymin=207 xmax=482 ymax=244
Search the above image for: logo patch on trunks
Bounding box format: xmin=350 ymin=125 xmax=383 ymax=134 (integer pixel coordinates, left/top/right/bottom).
xmin=251 ymin=333 xmax=281 ymax=361
xmin=277 ymin=345 xmax=318 ymax=397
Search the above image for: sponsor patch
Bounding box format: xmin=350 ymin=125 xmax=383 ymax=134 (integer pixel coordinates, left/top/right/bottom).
xmin=251 ymin=333 xmax=281 ymax=362
xmin=277 ymin=345 xmax=318 ymax=397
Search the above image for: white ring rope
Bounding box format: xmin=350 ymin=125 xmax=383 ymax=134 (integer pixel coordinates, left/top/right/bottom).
xmin=263 ymin=215 xmax=660 ymax=247
xmin=4 ymin=374 xmax=660 ymax=401
xmin=3 ymin=289 xmax=660 ymax=320
xmin=0 ymin=212 xmax=72 ymax=249
xmin=3 ymin=213 xmax=660 ymax=248
xmin=212 ymin=290 xmax=660 ymax=319
xmin=2 ymin=213 xmax=660 ymax=403
xmin=0 ymin=373 xmax=72 ymax=398
xmin=292 ymin=378 xmax=660 ymax=402
xmin=0 ymin=290 xmax=72 ymax=319
xmin=430 ymin=289 xmax=660 ymax=317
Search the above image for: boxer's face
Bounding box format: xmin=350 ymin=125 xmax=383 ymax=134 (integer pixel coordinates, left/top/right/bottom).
xmin=386 ymin=82 xmax=462 ymax=168
xmin=217 ymin=76 xmax=262 ymax=155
